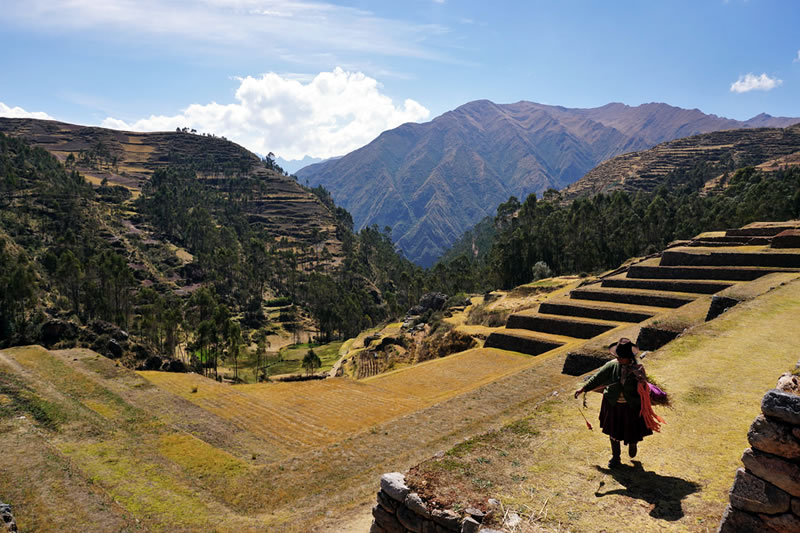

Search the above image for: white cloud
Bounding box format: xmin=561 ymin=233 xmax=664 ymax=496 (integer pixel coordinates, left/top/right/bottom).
xmin=6 ymin=0 xmax=451 ymax=63
xmin=0 ymin=102 xmax=53 ymax=120
xmin=730 ymin=73 xmax=783 ymax=93
xmin=795 ymin=50 xmax=800 ymax=62
xmin=102 ymin=68 xmax=429 ymax=160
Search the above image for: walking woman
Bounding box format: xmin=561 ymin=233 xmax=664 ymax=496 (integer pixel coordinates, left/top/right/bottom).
xmin=574 ymin=338 xmax=662 ymax=467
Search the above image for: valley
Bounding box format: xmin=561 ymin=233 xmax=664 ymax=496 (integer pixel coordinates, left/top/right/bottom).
xmin=5 ymin=4 xmax=800 ymax=532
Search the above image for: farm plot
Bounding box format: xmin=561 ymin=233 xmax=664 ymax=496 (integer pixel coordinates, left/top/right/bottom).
xmin=140 ymin=347 xmax=537 ymax=459
xmin=364 ymin=347 xmax=538 ymax=403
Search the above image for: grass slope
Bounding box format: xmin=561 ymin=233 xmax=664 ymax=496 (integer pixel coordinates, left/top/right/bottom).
xmin=408 ymin=277 xmax=800 ymax=532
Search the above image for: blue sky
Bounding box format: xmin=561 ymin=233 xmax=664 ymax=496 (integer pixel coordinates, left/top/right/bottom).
xmin=1 ymin=0 xmax=798 ymax=166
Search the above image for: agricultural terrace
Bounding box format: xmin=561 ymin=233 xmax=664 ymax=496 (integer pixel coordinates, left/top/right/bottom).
xmin=139 ymin=347 xmax=538 ymax=460
xmin=405 ymin=275 xmax=800 ymax=533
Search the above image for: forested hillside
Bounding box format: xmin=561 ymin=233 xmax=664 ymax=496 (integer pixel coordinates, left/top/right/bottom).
xmin=437 ymin=164 xmax=800 ymax=291
xmin=0 ymin=131 xmax=437 ymax=376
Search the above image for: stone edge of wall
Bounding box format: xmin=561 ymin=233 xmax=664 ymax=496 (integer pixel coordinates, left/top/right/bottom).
xmin=0 ymin=502 xmax=18 ymax=533
xmin=369 ymin=472 xmax=499 ymax=533
xmin=717 ymin=375 xmax=800 ymax=533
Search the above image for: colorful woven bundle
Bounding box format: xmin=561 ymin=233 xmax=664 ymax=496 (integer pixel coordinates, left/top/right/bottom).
xmin=638 ymin=381 xmax=666 ymax=432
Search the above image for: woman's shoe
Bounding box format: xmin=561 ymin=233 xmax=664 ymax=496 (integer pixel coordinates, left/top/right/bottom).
xmin=629 ymin=442 xmax=637 ymax=458
xmin=608 ymin=456 xmax=621 ymax=468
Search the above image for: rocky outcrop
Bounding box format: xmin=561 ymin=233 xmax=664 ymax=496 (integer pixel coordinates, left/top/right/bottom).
xmin=717 ymin=381 xmax=800 ymax=532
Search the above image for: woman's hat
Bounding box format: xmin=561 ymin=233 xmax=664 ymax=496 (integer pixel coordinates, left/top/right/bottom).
xmin=609 ymin=338 xmax=640 ymax=359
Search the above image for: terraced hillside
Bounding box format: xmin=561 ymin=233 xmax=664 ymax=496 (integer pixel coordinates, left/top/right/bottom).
xmin=0 ymin=117 xmax=340 ymax=247
xmin=486 ymin=220 xmax=800 ymax=374
xmin=3 ymin=221 xmax=800 ymax=532
xmin=403 ymin=275 xmax=800 ymax=532
xmin=0 ymin=341 xmax=575 ymax=532
xmin=563 ymin=123 xmax=800 ymax=199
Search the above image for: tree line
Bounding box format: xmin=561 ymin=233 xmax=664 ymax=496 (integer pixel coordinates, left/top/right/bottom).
xmin=436 ymin=164 xmax=800 ymax=290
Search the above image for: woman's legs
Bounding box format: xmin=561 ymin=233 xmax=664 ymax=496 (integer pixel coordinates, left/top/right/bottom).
xmin=629 ymin=441 xmax=637 ymax=458
xmin=609 ymin=437 xmax=621 ymax=467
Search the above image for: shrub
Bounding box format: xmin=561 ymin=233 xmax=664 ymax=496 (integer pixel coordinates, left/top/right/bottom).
xmin=414 ymin=326 xmax=477 ymax=362
xmin=466 ymin=304 xmax=509 ymax=327
xmin=531 ymin=261 xmax=553 ymax=281
xmin=446 ymin=292 xmax=471 ymax=308
xmin=265 ymin=296 xmax=292 ymax=307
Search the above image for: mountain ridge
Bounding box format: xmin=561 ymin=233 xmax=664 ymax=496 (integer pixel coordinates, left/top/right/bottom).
xmin=297 ymin=100 xmax=799 ymax=266
xmin=562 ymin=123 xmax=800 ymax=199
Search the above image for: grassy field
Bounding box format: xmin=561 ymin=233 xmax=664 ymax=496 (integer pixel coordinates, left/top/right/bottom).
xmin=0 ymin=336 xmax=567 ymax=532
xmin=269 ymin=341 xmax=344 ymax=376
xmin=407 ymin=277 xmax=800 ymax=532
xmin=140 ymin=346 xmax=537 ymax=453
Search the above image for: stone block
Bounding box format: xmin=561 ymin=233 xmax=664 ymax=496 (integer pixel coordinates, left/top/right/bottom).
xmin=397 ymin=505 xmax=422 ymax=533
xmin=405 ymin=492 xmax=431 ymax=518
xmin=464 ymin=507 xmax=485 ymax=521
xmin=373 ymin=504 xmax=405 ymax=533
xmin=378 ymin=490 xmax=398 ymax=513
xmin=792 ymin=497 xmax=800 ymax=516
xmin=0 ymin=503 xmax=17 ymax=533
xmin=748 ymin=415 xmax=800 ymax=460
xmin=741 ymin=448 xmax=800 ymax=497
xmin=381 ymin=472 xmax=410 ymax=502
xmin=762 ymin=389 xmax=800 ymax=426
xmin=460 ymin=516 xmax=480 ymax=533
xmin=705 ymin=296 xmax=739 ymax=321
xmin=771 ymin=229 xmax=800 ymax=249
xmin=758 ymin=512 xmax=800 ymax=533
xmin=729 ymin=467 xmax=790 ymax=514
xmin=636 ymin=326 xmax=680 ymax=350
xmin=716 ymin=504 xmax=765 ymax=533
xmin=431 ymin=509 xmax=461 ymax=531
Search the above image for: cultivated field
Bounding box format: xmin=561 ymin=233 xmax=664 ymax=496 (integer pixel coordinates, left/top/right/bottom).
xmin=139 ymin=346 xmax=536 ymax=458
xmin=1 ymin=335 xmax=570 ymax=532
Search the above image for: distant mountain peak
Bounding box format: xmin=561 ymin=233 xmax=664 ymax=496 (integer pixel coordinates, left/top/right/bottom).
xmin=296 ymin=100 xmax=799 ymax=266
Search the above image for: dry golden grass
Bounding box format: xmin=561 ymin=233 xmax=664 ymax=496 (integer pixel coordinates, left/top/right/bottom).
xmin=5 ymin=267 xmax=796 ymax=532
xmin=410 ymin=277 xmax=800 ymax=533
xmin=365 ymin=348 xmax=535 ymax=403
xmin=140 ymin=347 xmax=535 ymax=455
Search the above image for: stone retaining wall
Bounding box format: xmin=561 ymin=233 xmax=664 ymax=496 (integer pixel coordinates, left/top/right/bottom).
xmin=717 ymin=378 xmax=800 ymax=532
xmin=0 ymin=502 xmax=18 ymax=533
xmin=370 ymin=473 xmax=499 ymax=533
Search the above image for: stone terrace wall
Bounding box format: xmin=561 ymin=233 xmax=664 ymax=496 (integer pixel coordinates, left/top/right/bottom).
xmin=0 ymin=502 xmax=18 ymax=533
xmin=717 ymin=377 xmax=800 ymax=532
xmin=370 ymin=473 xmax=499 ymax=533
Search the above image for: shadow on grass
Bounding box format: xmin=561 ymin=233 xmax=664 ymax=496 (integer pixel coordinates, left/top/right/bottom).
xmin=593 ymin=461 xmax=701 ymax=521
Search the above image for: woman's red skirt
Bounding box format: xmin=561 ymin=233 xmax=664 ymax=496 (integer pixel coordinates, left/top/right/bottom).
xmin=599 ymin=397 xmax=653 ymax=444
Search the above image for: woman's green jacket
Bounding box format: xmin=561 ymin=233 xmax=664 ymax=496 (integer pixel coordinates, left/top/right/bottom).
xmin=582 ymin=359 xmax=643 ymax=409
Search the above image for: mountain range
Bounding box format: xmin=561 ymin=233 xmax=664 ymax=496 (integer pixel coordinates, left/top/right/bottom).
xmin=297 ymin=100 xmax=799 ymax=266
